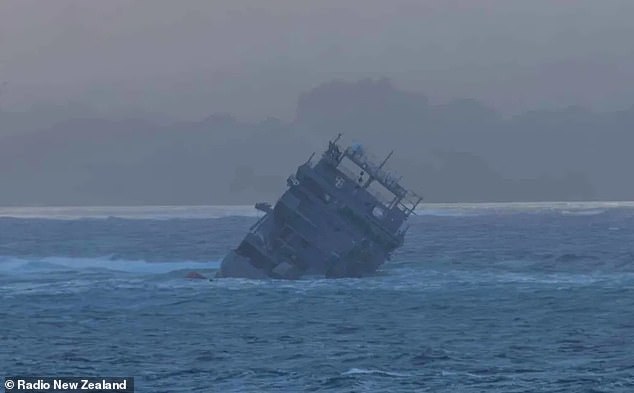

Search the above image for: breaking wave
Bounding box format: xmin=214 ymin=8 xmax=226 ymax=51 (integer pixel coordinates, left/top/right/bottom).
xmin=0 ymin=205 xmax=261 ymax=220
xmin=560 ymin=209 xmax=606 ymax=216
xmin=0 ymin=256 xmax=219 ymax=276
xmin=342 ymin=368 xmax=412 ymax=378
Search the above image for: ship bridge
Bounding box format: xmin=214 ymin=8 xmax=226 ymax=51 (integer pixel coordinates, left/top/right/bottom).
xmin=326 ymin=135 xmax=422 ymax=216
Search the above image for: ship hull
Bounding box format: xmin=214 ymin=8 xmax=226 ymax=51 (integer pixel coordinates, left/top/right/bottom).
xmin=217 ymin=243 xmax=386 ymax=279
xmin=217 ymin=251 xmax=270 ymax=279
xmin=216 ymin=137 xmax=419 ymax=280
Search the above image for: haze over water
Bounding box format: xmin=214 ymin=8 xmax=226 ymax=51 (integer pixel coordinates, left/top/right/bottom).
xmin=3 ymin=1 xmax=634 ymax=205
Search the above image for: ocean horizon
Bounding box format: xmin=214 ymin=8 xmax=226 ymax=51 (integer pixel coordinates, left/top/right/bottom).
xmin=2 ymin=201 xmax=634 ymax=220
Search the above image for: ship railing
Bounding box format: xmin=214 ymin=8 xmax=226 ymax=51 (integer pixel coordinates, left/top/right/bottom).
xmin=396 ymin=191 xmax=423 ymax=216
xmin=343 ymin=147 xmax=407 ymax=198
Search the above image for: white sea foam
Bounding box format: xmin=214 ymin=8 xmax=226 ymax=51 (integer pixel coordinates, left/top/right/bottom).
xmin=0 ymin=256 xmax=219 ymax=275
xmin=441 ymin=370 xmax=486 ymax=378
xmin=560 ymin=209 xmax=606 ymax=216
xmin=342 ymin=368 xmax=411 ymax=378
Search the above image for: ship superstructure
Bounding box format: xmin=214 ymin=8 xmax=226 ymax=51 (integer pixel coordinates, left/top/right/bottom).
xmin=217 ymin=135 xmax=422 ymax=279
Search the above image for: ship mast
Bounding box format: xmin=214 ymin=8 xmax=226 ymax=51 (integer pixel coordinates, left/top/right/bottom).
xmin=378 ymin=150 xmax=393 ymax=170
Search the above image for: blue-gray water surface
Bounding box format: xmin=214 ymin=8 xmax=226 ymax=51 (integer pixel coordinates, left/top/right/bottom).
xmin=1 ymin=204 xmax=633 ymax=392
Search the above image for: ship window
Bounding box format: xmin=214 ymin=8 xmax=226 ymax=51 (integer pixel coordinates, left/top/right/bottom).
xmin=367 ymin=180 xmax=396 ymax=206
xmin=337 ymin=156 xmax=369 ymax=184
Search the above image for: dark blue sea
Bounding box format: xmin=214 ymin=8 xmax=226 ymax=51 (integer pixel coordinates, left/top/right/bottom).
xmin=1 ymin=204 xmax=633 ymax=392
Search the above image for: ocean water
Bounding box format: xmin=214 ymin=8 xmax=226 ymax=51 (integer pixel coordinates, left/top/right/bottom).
xmin=1 ymin=203 xmax=633 ymax=392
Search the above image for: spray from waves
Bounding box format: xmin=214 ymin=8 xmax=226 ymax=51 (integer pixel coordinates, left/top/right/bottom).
xmin=0 ymin=255 xmax=219 ymax=276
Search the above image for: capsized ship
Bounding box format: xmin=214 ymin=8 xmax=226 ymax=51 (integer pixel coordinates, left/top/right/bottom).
xmin=217 ymin=135 xmax=422 ymax=279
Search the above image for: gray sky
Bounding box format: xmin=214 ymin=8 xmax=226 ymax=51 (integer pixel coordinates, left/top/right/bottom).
xmin=1 ymin=0 xmax=634 ymax=121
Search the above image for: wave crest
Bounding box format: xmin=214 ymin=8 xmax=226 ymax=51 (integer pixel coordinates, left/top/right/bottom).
xmin=0 ymin=256 xmax=218 ymax=275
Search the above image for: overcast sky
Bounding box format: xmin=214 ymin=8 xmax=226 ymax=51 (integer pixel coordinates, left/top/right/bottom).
xmin=1 ymin=0 xmax=634 ymax=121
